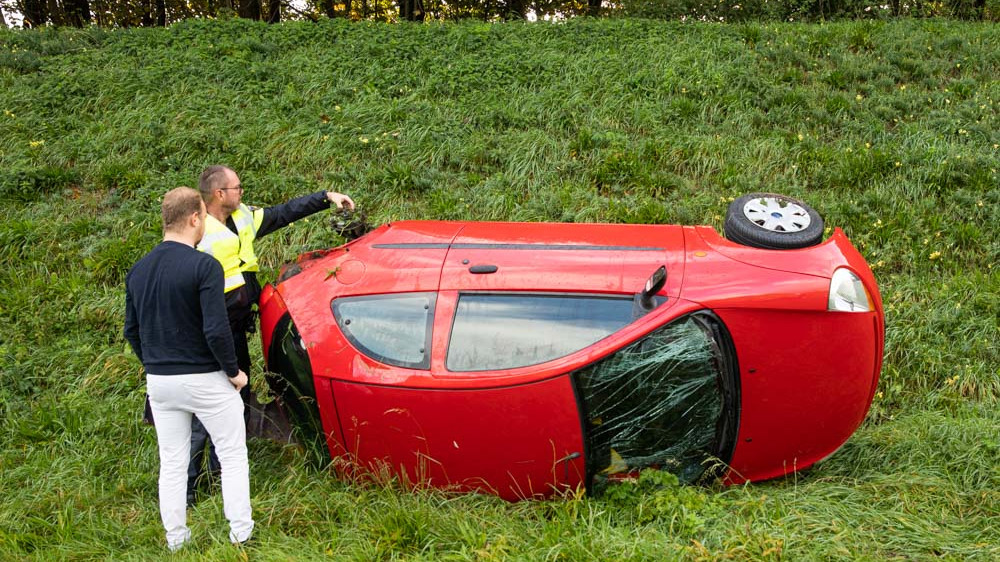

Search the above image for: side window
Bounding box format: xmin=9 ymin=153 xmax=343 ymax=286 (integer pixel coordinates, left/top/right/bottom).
xmin=447 ymin=294 xmax=634 ymax=372
xmin=332 ymin=292 xmax=435 ymax=369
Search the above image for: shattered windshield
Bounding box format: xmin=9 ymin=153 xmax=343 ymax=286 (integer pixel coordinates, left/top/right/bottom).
xmin=574 ymin=313 xmax=738 ymax=489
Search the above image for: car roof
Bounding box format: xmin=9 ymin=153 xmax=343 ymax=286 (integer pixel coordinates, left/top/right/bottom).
xmin=341 ymin=220 xmax=687 ymax=295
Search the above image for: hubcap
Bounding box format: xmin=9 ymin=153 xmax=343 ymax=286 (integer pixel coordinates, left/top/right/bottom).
xmin=742 ymin=197 xmax=811 ymax=233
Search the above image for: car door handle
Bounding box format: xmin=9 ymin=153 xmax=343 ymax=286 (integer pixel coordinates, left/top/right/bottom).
xmin=468 ymin=264 xmax=498 ymax=274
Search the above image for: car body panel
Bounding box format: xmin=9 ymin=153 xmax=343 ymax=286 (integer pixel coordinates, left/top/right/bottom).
xmin=331 ymin=375 xmax=586 ymax=500
xmin=718 ymin=309 xmax=881 ymax=483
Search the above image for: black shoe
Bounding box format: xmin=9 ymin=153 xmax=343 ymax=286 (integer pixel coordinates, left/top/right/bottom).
xmin=234 ymin=536 xmax=254 ymax=549
xmin=186 ymin=492 xmax=196 ymax=508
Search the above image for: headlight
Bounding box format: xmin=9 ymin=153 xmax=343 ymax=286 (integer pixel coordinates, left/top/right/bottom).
xmin=828 ymin=268 xmax=873 ymax=312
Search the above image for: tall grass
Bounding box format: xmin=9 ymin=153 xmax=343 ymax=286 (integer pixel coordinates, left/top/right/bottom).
xmin=1 ymin=17 xmax=997 ymax=559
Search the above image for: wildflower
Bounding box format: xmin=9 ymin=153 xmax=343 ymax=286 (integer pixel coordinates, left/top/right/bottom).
xmin=359 ymin=137 xmax=369 ymax=144
xmin=797 ymin=133 xmax=804 ymax=141
xmin=865 ymin=142 xmax=871 ymax=149
xmin=856 ymin=94 xmax=863 ymax=101
xmin=335 ymin=105 xmax=342 ymax=111
xmin=929 ymin=251 xmax=941 ymax=260
xmin=895 ymin=161 xmax=902 ymax=167
xmin=899 ymin=85 xmax=906 ymax=90
xmin=29 ymin=140 xmax=44 ymax=148
xmin=322 ymin=135 xmax=329 ymax=141
xmin=873 ymin=219 xmax=883 ymax=228
xmin=978 ymin=200 xmax=984 ymax=207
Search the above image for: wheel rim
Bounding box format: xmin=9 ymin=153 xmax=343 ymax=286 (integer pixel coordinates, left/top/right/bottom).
xmin=742 ymin=197 xmax=812 ymax=233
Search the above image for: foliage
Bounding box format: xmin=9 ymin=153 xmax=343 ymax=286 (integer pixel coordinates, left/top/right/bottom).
xmin=2 ymin=0 xmax=999 ymax=29
xmin=0 ymin=17 xmax=997 ymax=560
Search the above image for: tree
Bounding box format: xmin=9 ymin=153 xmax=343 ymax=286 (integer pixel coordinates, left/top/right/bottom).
xmin=21 ymin=0 xmax=47 ymax=26
xmin=64 ymin=0 xmax=91 ymax=26
xmin=398 ymin=0 xmax=423 ymax=20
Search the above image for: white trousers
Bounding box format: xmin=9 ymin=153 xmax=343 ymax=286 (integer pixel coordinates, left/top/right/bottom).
xmin=147 ymin=371 xmax=254 ymax=550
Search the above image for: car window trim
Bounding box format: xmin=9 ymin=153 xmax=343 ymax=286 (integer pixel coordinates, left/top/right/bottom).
xmin=444 ymin=291 xmax=635 ymax=374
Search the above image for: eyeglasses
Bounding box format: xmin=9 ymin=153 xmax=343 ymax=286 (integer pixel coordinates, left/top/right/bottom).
xmin=220 ymin=185 xmax=244 ymax=192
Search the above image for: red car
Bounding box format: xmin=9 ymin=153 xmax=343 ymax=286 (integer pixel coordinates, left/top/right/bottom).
xmin=259 ymin=194 xmax=884 ymax=500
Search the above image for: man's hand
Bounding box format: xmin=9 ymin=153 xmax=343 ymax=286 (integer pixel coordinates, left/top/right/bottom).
xmin=326 ymin=191 xmax=355 ymax=210
xmin=229 ymin=370 xmax=248 ymax=391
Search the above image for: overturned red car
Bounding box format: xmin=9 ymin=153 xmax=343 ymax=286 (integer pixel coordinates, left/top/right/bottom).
xmin=259 ymin=194 xmax=884 ymax=500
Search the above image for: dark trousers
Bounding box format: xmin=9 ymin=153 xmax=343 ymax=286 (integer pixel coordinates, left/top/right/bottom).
xmin=187 ymin=326 xmax=251 ymax=497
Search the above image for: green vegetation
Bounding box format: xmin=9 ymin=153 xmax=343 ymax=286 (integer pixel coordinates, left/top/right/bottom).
xmin=1 ymin=17 xmax=997 ymax=560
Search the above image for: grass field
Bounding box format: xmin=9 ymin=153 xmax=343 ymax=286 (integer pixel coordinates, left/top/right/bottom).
xmin=1 ymin=17 xmax=998 ymax=560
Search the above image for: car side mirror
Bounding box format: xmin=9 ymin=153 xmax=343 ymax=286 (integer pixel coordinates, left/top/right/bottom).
xmin=632 ymin=265 xmax=667 ymax=319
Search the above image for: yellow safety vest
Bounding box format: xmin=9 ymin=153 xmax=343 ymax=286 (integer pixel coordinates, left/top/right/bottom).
xmin=197 ymin=204 xmax=265 ymax=293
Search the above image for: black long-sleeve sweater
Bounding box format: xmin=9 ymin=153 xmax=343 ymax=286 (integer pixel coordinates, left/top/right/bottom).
xmin=124 ymin=241 xmax=239 ymax=377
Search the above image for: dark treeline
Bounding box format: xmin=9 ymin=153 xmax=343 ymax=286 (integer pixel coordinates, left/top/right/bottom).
xmin=2 ymin=0 xmax=996 ymax=29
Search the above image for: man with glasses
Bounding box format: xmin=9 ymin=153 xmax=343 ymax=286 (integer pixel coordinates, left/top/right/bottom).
xmin=187 ymin=165 xmax=354 ymax=506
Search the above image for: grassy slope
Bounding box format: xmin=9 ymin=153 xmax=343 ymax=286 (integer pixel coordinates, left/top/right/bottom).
xmin=1 ymin=17 xmax=997 ymax=560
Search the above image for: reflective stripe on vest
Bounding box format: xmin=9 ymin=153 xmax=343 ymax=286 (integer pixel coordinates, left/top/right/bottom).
xmin=197 ymin=204 xmax=264 ymax=292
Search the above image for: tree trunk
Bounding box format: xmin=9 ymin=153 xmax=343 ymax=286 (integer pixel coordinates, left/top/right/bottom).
xmin=22 ymin=0 xmax=46 ymax=27
xmin=239 ymin=0 xmax=260 ymax=19
xmin=398 ymin=0 xmax=422 ymax=21
xmin=155 ymin=0 xmax=166 ymax=25
xmin=0 ymin=4 xmax=7 ymax=27
xmin=267 ymin=0 xmax=279 ymax=22
xmin=64 ymin=0 xmax=91 ymax=26
xmin=319 ymin=0 xmax=336 ymax=18
xmin=46 ymin=0 xmax=66 ymax=25
xmin=587 ymin=0 xmax=600 ymax=16
xmin=504 ymin=0 xmax=525 ymax=19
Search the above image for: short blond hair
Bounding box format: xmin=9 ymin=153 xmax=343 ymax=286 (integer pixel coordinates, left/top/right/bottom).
xmin=161 ymin=187 xmax=203 ymax=232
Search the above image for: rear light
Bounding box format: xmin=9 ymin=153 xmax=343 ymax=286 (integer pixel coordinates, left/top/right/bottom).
xmin=828 ymin=269 xmax=874 ymax=312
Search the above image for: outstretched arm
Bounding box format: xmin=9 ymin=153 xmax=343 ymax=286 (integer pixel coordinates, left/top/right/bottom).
xmin=257 ymin=190 xmax=353 ymax=238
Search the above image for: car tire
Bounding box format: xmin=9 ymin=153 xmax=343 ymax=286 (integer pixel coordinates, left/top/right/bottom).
xmin=724 ymin=193 xmax=824 ymax=250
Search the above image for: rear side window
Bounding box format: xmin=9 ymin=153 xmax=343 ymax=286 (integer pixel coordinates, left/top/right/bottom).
xmin=447 ymin=293 xmax=634 ymax=372
xmin=333 ymin=292 xmax=435 ymax=369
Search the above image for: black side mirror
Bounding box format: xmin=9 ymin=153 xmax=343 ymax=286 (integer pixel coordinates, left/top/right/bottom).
xmin=632 ymin=265 xmax=667 ymax=319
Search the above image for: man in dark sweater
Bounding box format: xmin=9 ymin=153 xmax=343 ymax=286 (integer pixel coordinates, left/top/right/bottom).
xmin=125 ymin=187 xmax=254 ymax=551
